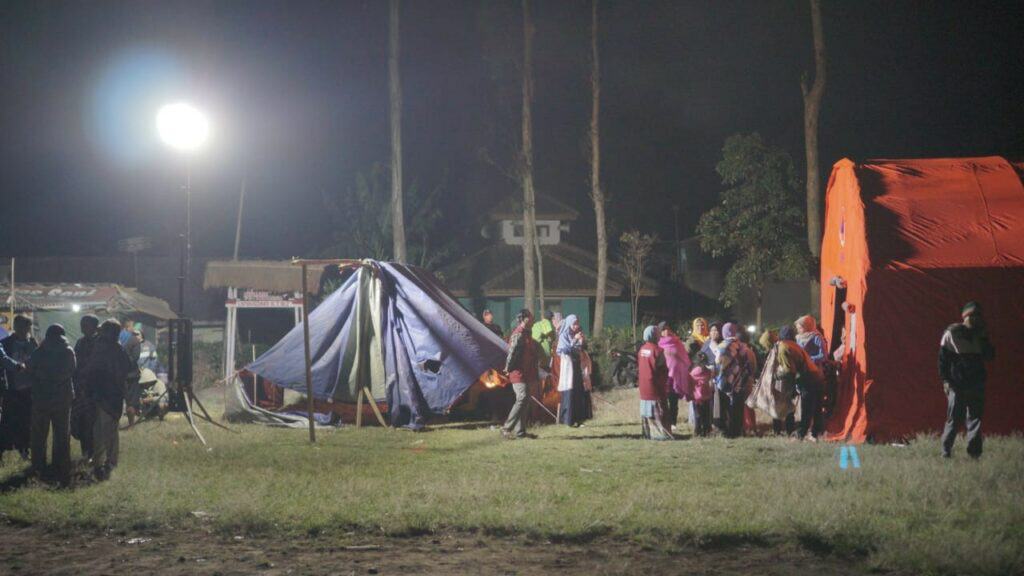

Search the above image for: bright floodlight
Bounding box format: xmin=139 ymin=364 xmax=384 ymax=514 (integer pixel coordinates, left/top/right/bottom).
xmin=156 ymin=102 xmax=209 ymax=152
xmin=72 ymin=304 xmax=82 ymax=313
xmin=746 ymin=324 xmax=757 ymax=334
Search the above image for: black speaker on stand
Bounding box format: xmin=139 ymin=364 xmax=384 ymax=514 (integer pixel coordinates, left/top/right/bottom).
xmin=164 ymin=318 xmax=231 ymax=445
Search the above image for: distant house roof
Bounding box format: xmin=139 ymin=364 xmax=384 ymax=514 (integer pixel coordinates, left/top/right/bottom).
xmin=0 ymin=283 xmax=176 ymax=320
xmin=439 ymin=242 xmax=657 ymax=298
xmin=203 ymin=260 xmax=325 ymax=293
xmin=488 ymin=194 xmax=580 ymax=222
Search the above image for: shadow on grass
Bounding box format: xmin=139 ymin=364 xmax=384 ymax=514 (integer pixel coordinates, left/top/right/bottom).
xmin=0 ymin=459 xmax=99 ymax=494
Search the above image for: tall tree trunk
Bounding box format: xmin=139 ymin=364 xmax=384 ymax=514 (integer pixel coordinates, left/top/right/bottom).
xmin=589 ymin=0 xmax=607 ymax=337
xmin=535 ymin=240 xmax=545 ymax=312
xmin=389 ymin=0 xmax=407 ymax=263
xmin=521 ymin=0 xmax=537 ymax=313
xmin=802 ymin=0 xmax=826 ymax=313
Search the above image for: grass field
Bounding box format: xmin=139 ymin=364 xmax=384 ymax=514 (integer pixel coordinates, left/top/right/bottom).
xmin=1 ymin=388 xmax=1022 ymax=576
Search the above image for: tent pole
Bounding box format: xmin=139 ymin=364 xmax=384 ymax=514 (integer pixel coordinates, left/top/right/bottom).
xmin=301 ymin=263 xmax=316 ymax=443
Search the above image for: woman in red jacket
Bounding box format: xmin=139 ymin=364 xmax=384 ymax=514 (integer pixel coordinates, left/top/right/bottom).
xmin=638 ymin=325 xmax=672 ymax=440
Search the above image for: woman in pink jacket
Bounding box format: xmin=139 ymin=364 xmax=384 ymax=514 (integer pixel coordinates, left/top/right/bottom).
xmin=657 ymin=322 xmax=692 ymax=431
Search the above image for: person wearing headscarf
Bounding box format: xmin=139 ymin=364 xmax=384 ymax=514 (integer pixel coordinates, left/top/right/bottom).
xmin=699 ymin=322 xmax=724 ymax=432
xmin=638 ymin=325 xmax=672 ymax=440
xmin=778 ymin=325 xmax=823 ymax=440
xmin=715 ymin=322 xmax=757 ymax=438
xmin=794 ymin=316 xmax=826 ymax=369
xmin=81 ymin=320 xmax=137 ymax=480
xmin=71 ymin=315 xmax=100 ymax=459
xmin=794 ymin=315 xmax=827 ymax=437
xmin=657 ymin=321 xmax=691 ymax=431
xmin=689 ymin=317 xmax=710 ymax=348
xmin=939 ymin=301 xmax=994 ymax=459
xmin=556 ymin=314 xmax=591 ymax=427
xmin=1 ymin=315 xmax=37 ymax=462
xmin=501 ymin=309 xmax=538 ymax=439
xmin=27 ymin=324 xmax=76 ymax=486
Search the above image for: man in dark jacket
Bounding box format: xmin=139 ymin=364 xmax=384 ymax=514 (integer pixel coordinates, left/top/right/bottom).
xmin=1 ymin=315 xmax=37 ymax=461
xmin=481 ymin=309 xmax=504 ymax=339
xmin=71 ymin=315 xmax=100 ymax=459
xmin=27 ymin=325 xmax=77 ymax=486
xmin=939 ymin=301 xmax=995 ymax=459
xmin=0 ymin=328 xmax=26 ymax=464
xmin=82 ymin=320 xmax=136 ymax=480
xmin=501 ymin=309 xmax=537 ymax=439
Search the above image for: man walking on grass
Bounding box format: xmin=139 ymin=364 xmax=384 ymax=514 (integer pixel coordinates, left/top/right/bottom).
xmin=939 ymin=301 xmax=994 ymax=459
xmin=501 ymin=309 xmax=538 ymax=440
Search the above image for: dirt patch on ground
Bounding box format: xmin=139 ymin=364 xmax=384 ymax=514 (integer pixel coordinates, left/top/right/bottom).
xmin=0 ymin=523 xmax=887 ymax=575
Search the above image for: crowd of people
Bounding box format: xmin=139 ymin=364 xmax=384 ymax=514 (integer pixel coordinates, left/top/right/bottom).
xmin=0 ymin=315 xmax=141 ymax=486
xmin=499 ymin=309 xmax=593 ymax=439
xmin=493 ymin=300 xmax=996 ymax=458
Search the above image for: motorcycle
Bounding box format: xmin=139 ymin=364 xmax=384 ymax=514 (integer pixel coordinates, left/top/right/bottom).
xmin=609 ymin=348 xmax=639 ymax=388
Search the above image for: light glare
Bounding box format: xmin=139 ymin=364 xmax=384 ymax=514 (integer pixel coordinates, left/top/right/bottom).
xmin=156 ymin=102 xmax=210 ymax=152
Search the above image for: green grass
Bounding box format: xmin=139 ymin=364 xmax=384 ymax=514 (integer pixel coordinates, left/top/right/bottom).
xmin=1 ymin=388 xmax=1022 ymax=576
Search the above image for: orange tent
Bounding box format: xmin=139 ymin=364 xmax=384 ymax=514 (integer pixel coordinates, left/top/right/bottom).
xmin=821 ymin=157 xmax=1024 ymax=442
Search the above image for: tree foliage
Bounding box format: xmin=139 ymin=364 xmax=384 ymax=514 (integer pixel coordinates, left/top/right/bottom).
xmin=619 ymin=230 xmax=656 ymax=341
xmin=320 ymin=163 xmax=450 ymax=270
xmin=697 ymin=133 xmax=810 ymax=307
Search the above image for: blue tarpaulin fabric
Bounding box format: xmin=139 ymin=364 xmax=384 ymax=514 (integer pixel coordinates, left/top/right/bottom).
xmin=246 ymin=261 xmax=508 ymax=428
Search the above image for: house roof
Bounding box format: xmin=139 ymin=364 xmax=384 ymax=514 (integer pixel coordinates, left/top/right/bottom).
xmin=0 ymin=283 xmax=176 ymax=320
xmin=439 ymin=242 xmax=657 ymax=298
xmin=488 ymin=194 xmax=580 ymax=221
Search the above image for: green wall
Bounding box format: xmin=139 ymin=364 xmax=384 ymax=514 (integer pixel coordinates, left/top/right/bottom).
xmin=460 ymin=296 xmax=635 ymax=336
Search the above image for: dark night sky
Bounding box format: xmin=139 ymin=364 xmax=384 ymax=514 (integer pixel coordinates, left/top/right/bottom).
xmin=2 ymin=1 xmax=1022 ymax=263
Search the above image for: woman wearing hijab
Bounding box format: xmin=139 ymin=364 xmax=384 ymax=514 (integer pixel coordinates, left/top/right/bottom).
xmin=657 ymin=321 xmax=691 ymax=430
xmin=556 ymin=315 xmax=591 ymax=427
xmin=689 ymin=317 xmax=710 ymax=349
xmin=795 ymin=316 xmax=826 ymax=369
xmin=27 ymin=324 xmax=76 ymax=486
xmin=638 ymin=325 xmax=672 ymax=440
xmin=700 ymin=322 xmax=724 ymax=432
xmin=781 ymin=324 xmax=825 ymax=440
xmin=715 ymin=322 xmax=757 ymax=438
xmin=795 ymin=315 xmax=827 ymax=437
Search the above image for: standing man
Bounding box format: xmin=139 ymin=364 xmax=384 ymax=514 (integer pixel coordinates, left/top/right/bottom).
xmin=27 ymin=325 xmax=76 ymax=487
xmin=939 ymin=301 xmax=994 ymax=459
xmin=481 ymin=309 xmax=504 ymax=340
xmin=501 ymin=309 xmax=538 ymax=440
xmin=71 ymin=315 xmax=100 ymax=459
xmin=83 ymin=320 xmax=136 ymax=480
xmin=0 ymin=329 xmax=26 ymax=463
xmin=1 ymin=315 xmax=38 ymax=461
xmin=120 ymin=319 xmax=142 ymax=427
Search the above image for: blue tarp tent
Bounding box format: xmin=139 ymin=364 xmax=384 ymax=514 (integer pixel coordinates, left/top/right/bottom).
xmin=245 ymin=260 xmax=508 ymax=428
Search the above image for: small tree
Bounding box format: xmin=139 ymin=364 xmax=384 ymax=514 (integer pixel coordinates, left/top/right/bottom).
xmin=619 ymin=230 xmax=655 ymax=342
xmin=320 ymin=164 xmax=450 ymax=269
xmin=697 ymin=133 xmax=809 ymax=331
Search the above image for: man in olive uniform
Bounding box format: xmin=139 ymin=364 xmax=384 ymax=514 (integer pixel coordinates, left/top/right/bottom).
xmin=939 ymin=301 xmax=995 ymax=459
